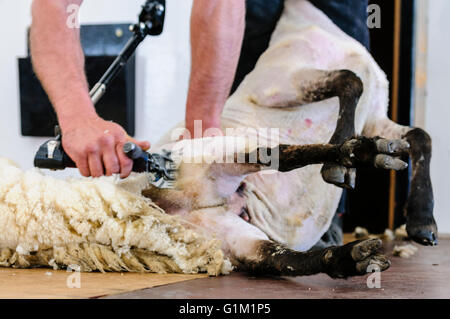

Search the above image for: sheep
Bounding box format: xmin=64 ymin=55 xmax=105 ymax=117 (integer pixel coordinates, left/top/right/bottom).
xmin=0 ymin=131 xmax=408 ymax=278
xmin=148 ymin=0 xmax=436 ymax=276
xmin=0 ymin=0 xmax=435 ymax=279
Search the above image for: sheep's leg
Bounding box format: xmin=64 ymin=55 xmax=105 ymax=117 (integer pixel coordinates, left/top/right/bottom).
xmin=190 ymin=136 xmax=408 ymax=218
xmin=187 ymin=208 xmax=389 ymax=278
xmin=213 ymin=136 xmax=408 ymax=204
xmin=243 ymin=136 xmax=409 ymax=173
xmin=242 ymin=238 xmax=389 ymax=278
xmin=364 ymin=118 xmax=437 ymax=246
xmin=403 ymin=128 xmax=436 ymax=245
xmin=250 ymin=69 xmax=363 ymax=188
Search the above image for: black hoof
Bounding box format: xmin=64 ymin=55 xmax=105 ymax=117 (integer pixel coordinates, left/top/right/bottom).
xmin=338 ymin=137 xmax=409 ymax=171
xmin=321 ymin=164 xmax=355 ymax=189
xmin=324 ymin=239 xmax=390 ymax=279
xmin=406 ymin=222 xmax=438 ymax=246
xmin=409 ymin=229 xmax=438 ymax=246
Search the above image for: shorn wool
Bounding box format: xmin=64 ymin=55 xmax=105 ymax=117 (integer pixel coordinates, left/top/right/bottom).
xmin=0 ymin=158 xmax=232 ymax=275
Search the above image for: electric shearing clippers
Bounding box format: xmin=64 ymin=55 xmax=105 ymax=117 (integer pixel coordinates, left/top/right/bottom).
xmin=34 ymin=125 xmax=177 ymax=188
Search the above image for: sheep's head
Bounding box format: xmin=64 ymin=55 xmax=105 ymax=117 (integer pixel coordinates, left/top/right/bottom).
xmin=141 ymin=136 xmax=271 ymax=214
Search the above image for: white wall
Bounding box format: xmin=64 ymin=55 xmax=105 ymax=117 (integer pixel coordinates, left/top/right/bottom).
xmin=418 ymin=0 xmax=450 ymax=233
xmin=0 ymin=0 xmax=192 ymax=174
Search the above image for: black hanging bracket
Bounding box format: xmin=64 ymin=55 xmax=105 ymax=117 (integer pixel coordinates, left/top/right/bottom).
xmin=90 ymin=0 xmax=166 ymax=104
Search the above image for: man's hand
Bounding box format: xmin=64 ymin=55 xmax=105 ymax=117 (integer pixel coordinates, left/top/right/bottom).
xmin=61 ymin=115 xmax=150 ymax=178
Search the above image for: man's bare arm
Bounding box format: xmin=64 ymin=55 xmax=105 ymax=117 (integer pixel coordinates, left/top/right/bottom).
xmin=186 ymin=0 xmax=246 ymax=137
xmin=31 ymin=0 xmax=91 ymax=122
xmin=30 ymin=0 xmax=149 ymax=178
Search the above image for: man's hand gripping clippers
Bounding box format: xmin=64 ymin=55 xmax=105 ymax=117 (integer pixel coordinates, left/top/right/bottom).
xmin=34 ymin=125 xmax=177 ymax=188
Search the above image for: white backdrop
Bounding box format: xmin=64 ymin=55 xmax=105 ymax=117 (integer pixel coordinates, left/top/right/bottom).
xmin=421 ymin=0 xmax=450 ymax=233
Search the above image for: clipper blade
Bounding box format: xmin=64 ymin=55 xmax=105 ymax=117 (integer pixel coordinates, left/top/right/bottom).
xmin=148 ymin=149 xmax=179 ymax=189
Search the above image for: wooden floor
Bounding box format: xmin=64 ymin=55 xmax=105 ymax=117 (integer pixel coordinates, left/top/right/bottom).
xmin=103 ymin=238 xmax=450 ymax=299
xmin=0 ymin=269 xmax=207 ymax=299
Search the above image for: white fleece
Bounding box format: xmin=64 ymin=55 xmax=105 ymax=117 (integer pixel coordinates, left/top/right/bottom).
xmin=0 ymin=158 xmax=232 ymax=275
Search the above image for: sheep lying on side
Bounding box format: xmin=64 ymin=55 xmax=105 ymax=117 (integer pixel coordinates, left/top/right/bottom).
xmin=0 ymin=131 xmax=410 ymax=279
xmin=0 ymin=158 xmax=232 ymax=275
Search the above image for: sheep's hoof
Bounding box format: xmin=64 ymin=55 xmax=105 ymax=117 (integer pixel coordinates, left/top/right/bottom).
xmin=325 ymin=238 xmax=390 ymax=278
xmin=321 ymin=164 xmax=355 ymax=189
xmin=351 ymin=239 xmax=390 ymax=273
xmin=406 ymin=219 xmax=438 ymax=246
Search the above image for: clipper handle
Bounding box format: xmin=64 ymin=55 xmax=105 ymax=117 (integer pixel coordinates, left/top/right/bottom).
xmin=123 ymin=142 xmax=149 ymax=173
xmin=34 ymin=139 xmax=75 ymax=170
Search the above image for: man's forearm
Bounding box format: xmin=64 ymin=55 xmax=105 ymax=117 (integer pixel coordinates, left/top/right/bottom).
xmin=29 ymin=0 xmax=149 ymax=178
xmin=186 ymin=0 xmax=246 ymax=135
xmin=30 ymin=0 xmax=97 ymax=130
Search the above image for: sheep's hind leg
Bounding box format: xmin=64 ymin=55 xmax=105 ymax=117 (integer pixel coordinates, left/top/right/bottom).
xmin=364 ymin=118 xmax=437 ymax=246
xmin=188 ymin=208 xmax=389 ymax=278
xmin=403 ymin=128 xmax=436 ymax=245
xmin=316 ymin=70 xmax=363 ymax=190
xmin=250 ymin=69 xmax=363 ymax=189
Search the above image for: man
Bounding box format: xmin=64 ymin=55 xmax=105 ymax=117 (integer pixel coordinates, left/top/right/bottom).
xmin=30 ymin=0 xmax=368 ymax=180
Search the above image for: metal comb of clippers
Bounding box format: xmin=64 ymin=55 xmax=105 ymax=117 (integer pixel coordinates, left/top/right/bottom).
xmin=123 ymin=142 xmax=177 ymax=189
